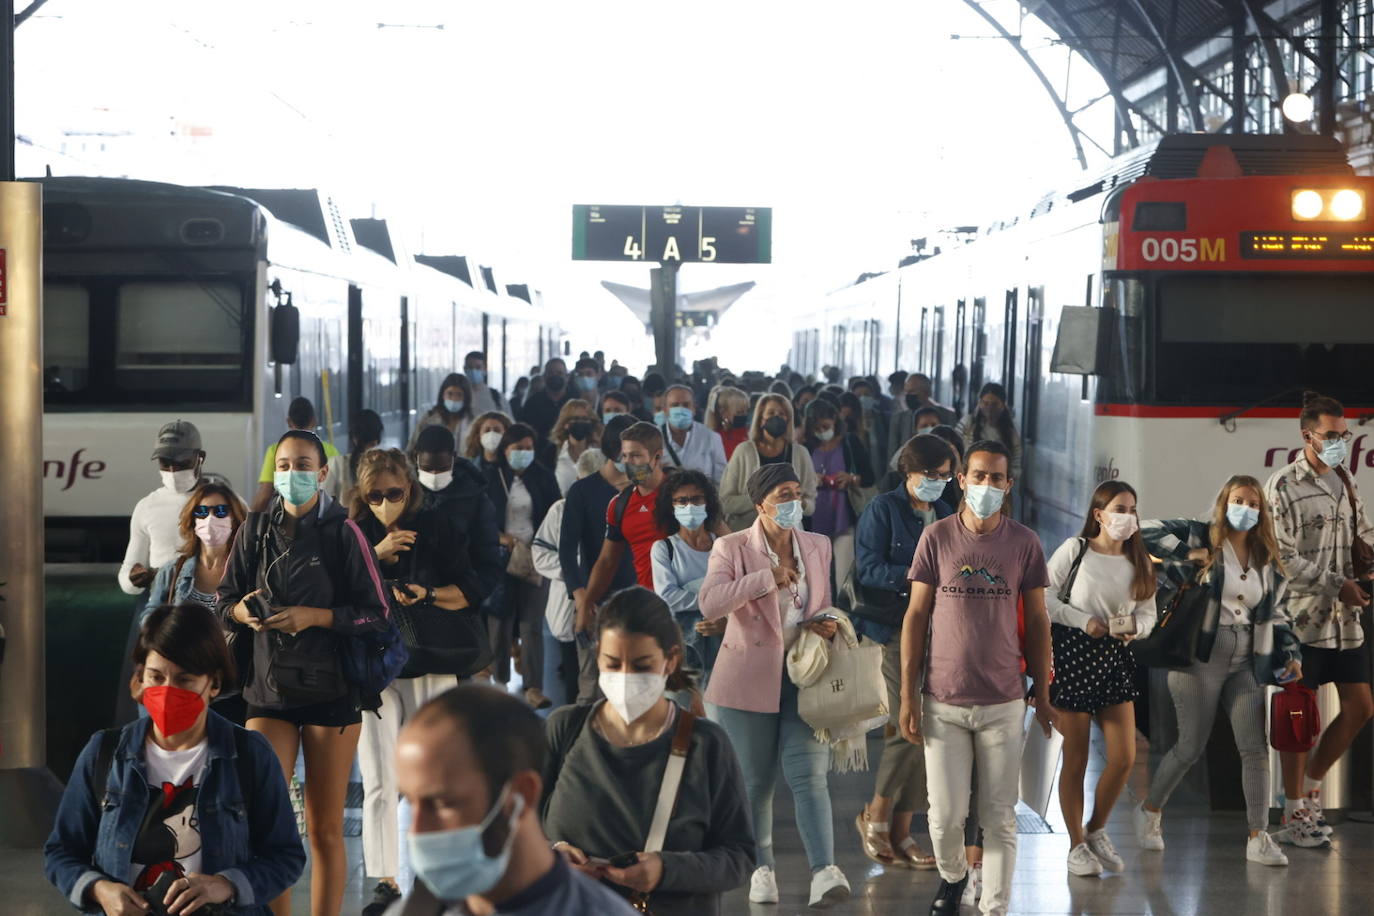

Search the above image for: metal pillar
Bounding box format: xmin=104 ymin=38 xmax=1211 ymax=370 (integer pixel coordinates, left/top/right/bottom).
xmin=1232 ymin=7 xmax=1248 ymax=134
xmin=3 ymin=0 xmax=14 ymax=181
xmin=0 ymin=181 xmax=62 ymax=847
xmin=650 ymin=261 xmax=679 ymax=378
xmin=1318 ymin=0 xmax=1338 ymax=137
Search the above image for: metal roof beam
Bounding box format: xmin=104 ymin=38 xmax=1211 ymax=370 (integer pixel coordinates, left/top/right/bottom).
xmin=1119 ymin=0 xmax=1204 ymax=130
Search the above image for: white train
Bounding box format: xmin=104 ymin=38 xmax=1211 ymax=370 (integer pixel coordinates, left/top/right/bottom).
xmin=793 ymin=134 xmax=1374 ymax=546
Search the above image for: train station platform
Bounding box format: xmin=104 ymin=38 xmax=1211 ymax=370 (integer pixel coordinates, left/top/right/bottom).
xmin=6 ymin=722 xmax=1370 ymax=915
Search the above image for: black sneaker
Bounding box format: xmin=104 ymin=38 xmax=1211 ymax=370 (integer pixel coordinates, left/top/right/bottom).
xmin=361 ymin=881 xmax=401 ymax=916
xmin=930 ymin=873 xmax=969 ymax=915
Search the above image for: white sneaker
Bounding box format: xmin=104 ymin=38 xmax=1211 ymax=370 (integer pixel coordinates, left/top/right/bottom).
xmin=1247 ymin=831 xmax=1290 ymax=866
xmin=807 ymin=865 xmax=850 ymax=909
xmin=1274 ymin=815 xmax=1329 ymax=849
xmin=1086 ymin=828 xmax=1125 ymax=871
xmin=1067 ymin=842 xmax=1104 ymax=876
xmin=1306 ymin=796 xmax=1335 ymax=836
xmin=1135 ymin=805 xmax=1165 ymax=851
xmin=749 ymin=866 xmax=779 ymax=904
xmin=959 ymin=862 xmax=984 ymax=906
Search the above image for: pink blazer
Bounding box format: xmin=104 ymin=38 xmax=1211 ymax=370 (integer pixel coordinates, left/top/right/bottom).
xmin=699 ymin=520 xmax=833 ymax=714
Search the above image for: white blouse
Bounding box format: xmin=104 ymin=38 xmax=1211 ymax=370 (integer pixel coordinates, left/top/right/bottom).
xmin=505 ymin=475 xmax=535 ymax=545
xmin=1220 ymin=540 xmax=1263 ymax=625
xmin=764 ymin=532 xmax=809 ymax=650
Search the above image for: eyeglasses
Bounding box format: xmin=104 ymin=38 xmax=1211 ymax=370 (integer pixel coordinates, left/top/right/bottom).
xmin=1313 ymin=431 xmax=1354 ymax=443
xmin=192 ymin=504 xmax=232 ymax=519
xmin=365 ymin=487 xmax=407 ymax=506
xmin=918 ymin=471 xmax=954 ymax=482
xmin=671 ymin=496 xmax=707 ymax=507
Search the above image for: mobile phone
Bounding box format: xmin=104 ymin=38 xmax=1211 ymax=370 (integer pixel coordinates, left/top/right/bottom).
xmin=609 ymin=852 xmax=640 ymax=868
xmin=1108 ymin=612 xmax=1137 ymax=637
xmin=245 ymin=592 xmax=271 ymax=621
xmin=813 ymin=613 xmax=841 ymax=623
xmin=1275 ymin=667 xmax=1300 ymax=684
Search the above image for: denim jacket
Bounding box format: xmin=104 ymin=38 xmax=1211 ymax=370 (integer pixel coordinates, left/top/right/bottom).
xmin=147 ymin=554 xmax=202 ymax=611
xmin=851 ymin=486 xmax=953 ymax=644
xmin=45 ymin=712 xmax=305 ymax=914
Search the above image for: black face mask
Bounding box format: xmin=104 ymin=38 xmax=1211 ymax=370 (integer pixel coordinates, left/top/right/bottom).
xmin=905 ymin=394 xmax=922 ymax=411
xmin=732 ymin=415 xmax=749 ymax=429
xmin=546 ymin=374 xmax=567 ymax=393
xmin=567 ymin=420 xmax=592 ymax=441
xmin=762 ymin=416 xmax=788 ymax=439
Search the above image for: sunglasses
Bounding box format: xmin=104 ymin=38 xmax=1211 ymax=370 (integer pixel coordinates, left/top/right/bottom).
xmin=365 ymin=487 xmax=407 ymax=506
xmin=192 ymin=505 xmax=232 ymax=519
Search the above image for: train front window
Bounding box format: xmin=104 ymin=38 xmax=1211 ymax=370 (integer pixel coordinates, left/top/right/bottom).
xmin=1152 ymin=274 xmax=1374 ymax=405
xmin=115 ymin=281 xmax=245 ymax=393
xmin=44 ymin=284 xmax=91 ymax=393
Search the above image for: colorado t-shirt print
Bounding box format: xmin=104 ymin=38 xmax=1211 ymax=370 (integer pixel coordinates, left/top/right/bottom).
xmin=908 ymin=514 xmax=1049 ymax=707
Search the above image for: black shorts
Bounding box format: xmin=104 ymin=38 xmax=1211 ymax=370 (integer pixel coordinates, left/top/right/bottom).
xmin=246 ymin=695 xmax=361 ymax=729
xmin=1300 ymin=642 xmax=1372 ymax=688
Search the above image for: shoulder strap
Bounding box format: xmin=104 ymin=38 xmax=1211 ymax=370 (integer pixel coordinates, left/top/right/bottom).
xmin=1335 ymin=467 xmax=1361 ymax=520
xmin=171 ymin=554 xmax=190 ymax=589
xmin=1058 ymin=538 xmax=1090 ymax=605
xmin=613 ymin=486 xmax=634 ymax=530
xmin=644 ymin=711 xmax=696 ymax=853
xmin=666 ymin=537 xmax=675 ymax=563
xmin=87 ymin=728 xmax=121 ymax=805
xmin=660 ymin=425 xmax=683 ymax=467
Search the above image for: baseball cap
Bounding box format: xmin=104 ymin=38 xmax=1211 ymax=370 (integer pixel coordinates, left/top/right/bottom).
xmin=151 ymin=420 xmax=203 ymax=461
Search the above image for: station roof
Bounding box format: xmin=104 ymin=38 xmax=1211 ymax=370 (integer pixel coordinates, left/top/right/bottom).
xmin=1030 ymin=1 xmax=1230 ymax=88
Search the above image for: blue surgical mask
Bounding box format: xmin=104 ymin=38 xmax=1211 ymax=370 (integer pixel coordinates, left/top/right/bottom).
xmin=964 ymin=484 xmax=1006 ymax=519
xmin=606 ymin=375 xmax=623 ymax=390
xmin=273 ymin=469 xmax=320 ymax=506
xmin=668 ymin=406 xmax=694 ymax=430
xmin=443 ymin=398 xmax=464 ymax=414
xmin=916 ymin=426 xmax=935 ymax=437
xmin=674 ymin=504 xmax=708 ymax=530
xmin=653 ymin=410 xmax=667 ymax=427
xmin=466 ymin=368 xmax=485 ymax=385
xmin=507 ymin=449 xmax=535 ymax=471
xmin=1226 ymin=503 xmax=1260 ymax=532
xmin=576 ymin=375 xmax=599 ymax=392
xmin=1318 ymin=437 xmax=1349 ymax=469
xmin=408 ymin=787 xmax=522 ymax=902
xmin=771 ymin=499 xmax=803 ymax=529
xmin=613 ymin=459 xmax=627 ymax=475
xmin=911 ymin=475 xmax=946 ymax=503
xmin=603 ymin=412 xmax=622 ymax=425
xmin=814 ymin=427 xmax=835 ymax=443
xmin=859 ymin=395 xmax=877 ymax=411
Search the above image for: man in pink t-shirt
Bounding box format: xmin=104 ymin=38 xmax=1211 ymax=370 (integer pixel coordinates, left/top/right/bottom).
xmin=898 ymin=440 xmax=1055 ymax=916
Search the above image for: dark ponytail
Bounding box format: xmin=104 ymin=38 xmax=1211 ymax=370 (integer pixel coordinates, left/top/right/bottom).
xmin=596 ymin=585 xmax=696 ymax=692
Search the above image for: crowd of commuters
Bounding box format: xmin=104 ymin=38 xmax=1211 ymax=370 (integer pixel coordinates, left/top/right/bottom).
xmin=50 ymin=351 xmax=1371 ymax=916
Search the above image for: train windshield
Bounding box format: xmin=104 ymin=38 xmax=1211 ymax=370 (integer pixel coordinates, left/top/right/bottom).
xmin=1150 ymin=274 xmax=1374 ymax=406
xmin=44 ymin=278 xmax=251 ymax=407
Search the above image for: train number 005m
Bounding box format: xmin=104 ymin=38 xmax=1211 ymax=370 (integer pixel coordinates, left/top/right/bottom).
xmin=1138 ymin=237 xmax=1225 ymax=263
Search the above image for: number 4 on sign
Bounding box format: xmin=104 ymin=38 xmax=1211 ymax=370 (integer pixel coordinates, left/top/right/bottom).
xmin=624 ymin=236 xmax=643 ymax=260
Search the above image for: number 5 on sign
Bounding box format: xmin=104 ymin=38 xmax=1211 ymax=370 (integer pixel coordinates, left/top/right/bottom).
xmin=624 ymin=236 xmax=643 ymax=260
xmin=700 ymin=237 xmax=717 ymax=262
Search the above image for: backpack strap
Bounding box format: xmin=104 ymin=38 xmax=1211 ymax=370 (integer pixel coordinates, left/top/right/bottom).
xmin=1058 ymin=538 xmax=1091 ymax=605
xmin=660 ymin=424 xmax=684 ymax=468
xmin=86 ymin=728 xmax=121 ymax=806
xmin=612 ymin=486 xmax=634 ymax=532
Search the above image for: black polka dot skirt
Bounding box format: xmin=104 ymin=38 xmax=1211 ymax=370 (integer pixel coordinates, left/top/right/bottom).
xmin=1049 ymin=622 xmax=1139 ymax=714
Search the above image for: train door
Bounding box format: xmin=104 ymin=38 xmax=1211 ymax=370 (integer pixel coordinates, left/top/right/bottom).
xmin=1002 ymin=288 xmax=1019 ymax=406
xmin=953 ymin=299 xmax=968 ymax=413
xmin=1022 ymin=286 xmax=1043 ymax=445
xmin=932 ymin=306 xmax=946 ymax=401
xmin=347 ymin=284 xmax=363 ymax=421
xmin=970 ymin=297 xmax=987 ymax=405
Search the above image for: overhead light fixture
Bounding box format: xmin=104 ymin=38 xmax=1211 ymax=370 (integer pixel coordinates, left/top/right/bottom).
xmin=1282 ymin=92 xmax=1314 ymax=123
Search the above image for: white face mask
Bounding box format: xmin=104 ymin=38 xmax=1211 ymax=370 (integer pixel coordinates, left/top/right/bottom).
xmin=160 ymin=468 xmax=198 ymax=493
xmin=598 ymin=670 xmax=667 ymax=724
xmin=1100 ymin=512 xmax=1139 ymax=542
xmin=480 ymin=430 xmax=503 ymax=454
xmin=417 ymin=469 xmax=453 ymax=491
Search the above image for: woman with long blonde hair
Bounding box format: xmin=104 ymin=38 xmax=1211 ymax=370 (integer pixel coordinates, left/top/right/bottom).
xmin=717 ymin=393 xmax=818 ymax=531
xmin=1135 ymin=475 xmax=1302 ymax=867
xmin=548 ymin=397 xmax=599 ymax=495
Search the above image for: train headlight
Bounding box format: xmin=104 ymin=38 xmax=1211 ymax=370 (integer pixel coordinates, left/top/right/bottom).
xmin=1292 ymin=190 xmax=1325 ymax=220
xmin=1330 ymin=189 xmax=1366 ymax=221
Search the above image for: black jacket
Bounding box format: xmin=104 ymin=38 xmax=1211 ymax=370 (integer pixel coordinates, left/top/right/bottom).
xmin=483 ymin=461 xmax=560 ymax=535
xmin=420 ymin=457 xmax=502 ymax=604
xmin=217 ymin=492 xmax=390 ymax=710
xmin=518 ymin=389 xmax=572 ymax=444
xmin=355 ymin=506 xmax=482 ymax=607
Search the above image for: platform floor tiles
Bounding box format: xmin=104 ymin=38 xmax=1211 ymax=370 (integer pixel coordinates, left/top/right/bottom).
xmin=6 ymin=727 xmax=1372 ymax=915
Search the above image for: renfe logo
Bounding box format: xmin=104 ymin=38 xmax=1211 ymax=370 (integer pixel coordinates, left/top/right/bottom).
xmin=43 ymin=448 xmax=107 ymax=491
xmin=1264 ymin=434 xmax=1373 ymax=475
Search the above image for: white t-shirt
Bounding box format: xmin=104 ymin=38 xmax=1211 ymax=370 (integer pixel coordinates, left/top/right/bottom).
xmin=128 ymin=738 xmax=209 ymax=889
xmin=505 ymin=475 xmax=536 ymax=545
xmin=1045 ymin=537 xmax=1157 ymax=636
xmin=1220 ymin=540 xmax=1264 ymax=625
xmin=765 ymin=533 xmax=810 ymax=650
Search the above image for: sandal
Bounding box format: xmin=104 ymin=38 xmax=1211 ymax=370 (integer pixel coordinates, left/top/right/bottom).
xmin=895 ymin=836 xmax=938 ymax=870
xmin=855 ymin=811 xmax=896 ymax=866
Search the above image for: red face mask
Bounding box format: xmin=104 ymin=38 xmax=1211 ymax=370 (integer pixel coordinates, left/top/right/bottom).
xmin=142 ymin=685 xmax=208 ymax=737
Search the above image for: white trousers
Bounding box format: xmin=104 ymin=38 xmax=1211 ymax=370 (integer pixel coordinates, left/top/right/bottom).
xmin=358 ymin=674 xmax=457 ymax=877
xmin=923 ymin=697 xmax=1025 ymax=916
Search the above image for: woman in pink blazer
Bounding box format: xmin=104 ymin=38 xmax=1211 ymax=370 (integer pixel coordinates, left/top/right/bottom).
xmin=699 ymin=464 xmax=851 ymax=909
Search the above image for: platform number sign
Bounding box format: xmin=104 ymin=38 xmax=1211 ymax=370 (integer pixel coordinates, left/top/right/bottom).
xmin=572 ymin=205 xmax=771 ymax=264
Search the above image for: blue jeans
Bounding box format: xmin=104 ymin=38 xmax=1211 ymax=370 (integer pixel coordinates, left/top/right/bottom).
xmin=675 ymin=611 xmax=721 ymax=687
xmin=714 ymin=675 xmax=834 ymax=871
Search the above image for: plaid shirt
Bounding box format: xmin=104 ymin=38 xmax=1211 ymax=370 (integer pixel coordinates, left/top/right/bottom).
xmin=1263 ymin=455 xmax=1374 ymax=650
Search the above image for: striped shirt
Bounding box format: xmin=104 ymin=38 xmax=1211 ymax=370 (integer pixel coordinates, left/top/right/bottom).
xmin=1264 ymin=455 xmax=1374 ymax=650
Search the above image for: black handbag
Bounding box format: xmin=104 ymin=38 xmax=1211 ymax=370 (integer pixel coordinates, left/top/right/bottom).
xmin=1129 ymin=578 xmax=1209 ymax=668
xmin=263 ymin=632 xmax=347 ymax=705
xmin=394 ymin=601 xmax=493 ymax=678
xmin=837 ymin=563 xmax=908 ymax=629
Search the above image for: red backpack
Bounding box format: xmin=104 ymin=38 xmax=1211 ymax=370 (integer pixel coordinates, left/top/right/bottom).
xmin=1270 ymin=683 xmax=1321 ymax=752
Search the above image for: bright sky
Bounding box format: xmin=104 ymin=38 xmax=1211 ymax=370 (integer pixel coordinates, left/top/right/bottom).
xmin=16 ymin=0 xmax=1111 ymax=373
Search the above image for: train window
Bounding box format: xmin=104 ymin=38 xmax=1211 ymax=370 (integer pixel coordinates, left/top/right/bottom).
xmin=115 ymin=281 xmax=244 ymax=393
xmin=1132 ymin=202 xmax=1187 ymax=231
xmin=43 ymin=284 xmax=91 ymax=393
xmin=1153 ymin=274 xmax=1374 ymax=404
